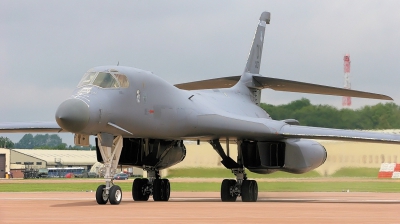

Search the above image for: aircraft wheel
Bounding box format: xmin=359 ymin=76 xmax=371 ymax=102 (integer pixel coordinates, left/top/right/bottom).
xmin=95 ymin=184 xmax=108 ymax=205
xmin=221 ymin=179 xmax=237 ymax=202
xmin=141 ymin=179 xmax=150 ymax=201
xmin=153 ymin=179 xmax=163 ymax=201
xmin=162 ymin=179 xmax=170 ymax=201
xmin=132 ymin=178 xmax=149 ymax=201
xmin=251 ymin=180 xmax=258 ymax=202
xmin=109 ymin=185 xmax=122 ymax=205
xmin=153 ymin=179 xmax=170 ymax=201
xmin=132 ymin=178 xmax=141 ymax=201
xmin=241 ymin=180 xmax=257 ymax=202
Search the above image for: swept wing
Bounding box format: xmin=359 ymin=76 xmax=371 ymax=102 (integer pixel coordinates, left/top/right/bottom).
xmin=279 ymin=124 xmax=400 ymax=144
xmin=0 ymin=121 xmax=64 ymax=133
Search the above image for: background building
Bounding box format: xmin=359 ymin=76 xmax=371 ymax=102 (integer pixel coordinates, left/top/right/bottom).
xmin=0 ymin=149 xmax=97 ymax=178
xmin=0 ymin=148 xmax=143 ymax=178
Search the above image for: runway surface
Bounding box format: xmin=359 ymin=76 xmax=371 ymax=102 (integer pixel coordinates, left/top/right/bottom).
xmin=1 ymin=192 xmax=400 ymax=223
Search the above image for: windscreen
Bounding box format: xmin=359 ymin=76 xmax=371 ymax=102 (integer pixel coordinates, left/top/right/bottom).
xmin=77 ymin=72 xmax=97 ymax=87
xmin=92 ymin=72 xmax=119 ymax=88
xmin=77 ymin=70 xmax=130 ymax=88
xmin=114 ymin=74 xmax=129 ymax=88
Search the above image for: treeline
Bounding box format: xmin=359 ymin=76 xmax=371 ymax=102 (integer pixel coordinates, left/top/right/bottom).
xmin=15 ymin=134 xmax=63 ymax=149
xmin=260 ymin=98 xmax=400 ymax=129
xmin=1 ymin=134 xmax=95 ymax=150
xmin=0 ymin=137 xmax=14 ymax=148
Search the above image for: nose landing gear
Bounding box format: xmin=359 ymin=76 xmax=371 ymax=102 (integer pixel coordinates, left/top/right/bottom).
xmin=95 ymin=133 xmax=124 ymax=205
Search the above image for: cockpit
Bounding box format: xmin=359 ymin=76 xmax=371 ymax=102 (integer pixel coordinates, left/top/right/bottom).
xmin=77 ymin=70 xmax=129 ymax=88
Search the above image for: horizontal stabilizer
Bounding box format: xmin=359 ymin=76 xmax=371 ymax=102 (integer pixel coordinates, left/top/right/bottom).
xmin=252 ymin=76 xmax=392 ymax=100
xmin=175 ymin=76 xmax=240 ymax=90
xmin=175 ymin=75 xmax=392 ymax=100
xmin=0 ymin=121 xmax=64 ymax=133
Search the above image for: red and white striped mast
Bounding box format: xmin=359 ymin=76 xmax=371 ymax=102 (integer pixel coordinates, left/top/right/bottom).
xmin=342 ymin=54 xmax=351 ymax=107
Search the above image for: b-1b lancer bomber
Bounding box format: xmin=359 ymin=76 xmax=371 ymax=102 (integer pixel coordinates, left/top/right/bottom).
xmin=1 ymin=11 xmax=399 ymax=204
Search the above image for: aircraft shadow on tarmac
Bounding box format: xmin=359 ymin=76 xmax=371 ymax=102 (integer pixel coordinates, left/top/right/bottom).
xmin=52 ymin=201 xmax=98 ymax=207
xmin=51 ymin=197 xmax=400 ymax=207
xmin=263 ymin=199 xmax=400 ymax=204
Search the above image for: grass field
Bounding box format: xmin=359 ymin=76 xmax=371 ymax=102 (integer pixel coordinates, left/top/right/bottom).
xmin=329 ymin=167 xmax=379 ymax=177
xmin=166 ymin=168 xmax=322 ymax=178
xmin=1 ymin=181 xmax=400 ymax=193
xmin=0 ymin=167 xmax=395 ymax=193
xmin=166 ymin=167 xmax=379 ymax=178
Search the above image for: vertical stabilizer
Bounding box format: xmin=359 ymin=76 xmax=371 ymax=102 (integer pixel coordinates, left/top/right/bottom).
xmin=244 ymin=12 xmax=270 ymax=74
xmin=237 ymin=12 xmax=270 ymax=106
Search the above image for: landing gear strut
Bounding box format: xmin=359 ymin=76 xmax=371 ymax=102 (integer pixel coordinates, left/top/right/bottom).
xmin=132 ymin=167 xmax=170 ymax=201
xmin=210 ymin=139 xmax=258 ymax=202
xmin=95 ymin=133 xmax=124 ymax=205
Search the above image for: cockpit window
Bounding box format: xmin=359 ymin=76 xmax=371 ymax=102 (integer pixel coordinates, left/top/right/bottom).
xmin=77 ymin=72 xmax=97 ymax=87
xmin=93 ymin=72 xmax=119 ymax=88
xmin=114 ymin=74 xmax=129 ymax=88
xmin=77 ymin=70 xmax=130 ymax=89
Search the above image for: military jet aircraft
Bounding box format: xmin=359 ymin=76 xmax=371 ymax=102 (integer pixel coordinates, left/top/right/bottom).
xmin=2 ymin=11 xmax=400 ymax=205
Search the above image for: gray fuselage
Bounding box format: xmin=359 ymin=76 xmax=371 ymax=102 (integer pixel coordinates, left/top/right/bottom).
xmin=64 ymin=66 xmax=277 ymax=141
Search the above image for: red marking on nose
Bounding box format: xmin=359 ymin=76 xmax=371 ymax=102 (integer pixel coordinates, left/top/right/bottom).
xmin=149 ymin=110 xmax=154 ymax=114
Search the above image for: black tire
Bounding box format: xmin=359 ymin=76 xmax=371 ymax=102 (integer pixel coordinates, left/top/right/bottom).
xmin=220 ymin=179 xmax=229 ymax=201
xmin=241 ymin=180 xmax=257 ymax=202
xmin=228 ymin=179 xmax=238 ymax=201
xmin=153 ymin=179 xmax=170 ymax=201
xmin=241 ymin=180 xmax=251 ymax=202
xmin=141 ymin=179 xmax=150 ymax=201
xmin=96 ymin=184 xmax=108 ymax=205
xmin=132 ymin=178 xmax=142 ymax=201
xmin=109 ymin=185 xmax=122 ymax=205
xmin=133 ymin=178 xmax=149 ymax=201
xmin=153 ymin=179 xmax=163 ymax=201
xmin=221 ymin=179 xmax=237 ymax=202
xmin=251 ymin=180 xmax=258 ymax=202
xmin=162 ymin=179 xmax=170 ymax=201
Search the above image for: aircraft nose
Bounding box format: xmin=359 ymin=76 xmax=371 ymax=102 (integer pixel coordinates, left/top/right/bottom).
xmin=55 ymin=99 xmax=90 ymax=133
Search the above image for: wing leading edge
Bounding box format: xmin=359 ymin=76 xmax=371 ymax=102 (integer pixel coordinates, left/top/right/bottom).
xmin=279 ymin=124 xmax=400 ymax=144
xmin=0 ymin=121 xmax=64 ymax=133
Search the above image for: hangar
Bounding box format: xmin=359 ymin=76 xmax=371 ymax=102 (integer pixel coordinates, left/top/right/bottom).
xmin=0 ymin=148 xmax=97 ymax=178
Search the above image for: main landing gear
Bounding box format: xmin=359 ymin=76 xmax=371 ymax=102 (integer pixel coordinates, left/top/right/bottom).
xmin=95 ymin=133 xmax=124 ymax=205
xmin=132 ymin=167 xmax=170 ymax=201
xmin=210 ymin=139 xmax=258 ymax=202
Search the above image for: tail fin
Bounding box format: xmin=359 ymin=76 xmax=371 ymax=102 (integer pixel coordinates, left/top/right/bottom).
xmin=244 ymin=11 xmax=270 ymax=74
xmin=238 ymin=12 xmax=270 ymax=106
xmin=175 ymin=11 xmax=392 ymax=104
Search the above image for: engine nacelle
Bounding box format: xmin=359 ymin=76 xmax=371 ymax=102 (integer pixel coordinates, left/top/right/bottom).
xmin=282 ymin=139 xmax=327 ymax=174
xmin=242 ymin=139 xmax=327 ymax=174
xmin=96 ymin=138 xmax=186 ymax=170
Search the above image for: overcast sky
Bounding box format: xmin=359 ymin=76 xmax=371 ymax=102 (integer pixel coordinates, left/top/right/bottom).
xmin=1 ymin=1 xmax=400 ymax=145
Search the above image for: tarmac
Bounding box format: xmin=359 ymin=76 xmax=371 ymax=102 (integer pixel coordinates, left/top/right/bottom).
xmin=1 ymin=191 xmax=400 ymax=223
